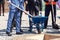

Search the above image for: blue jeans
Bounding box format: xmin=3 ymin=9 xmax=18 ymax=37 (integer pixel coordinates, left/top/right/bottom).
xmin=6 ymin=0 xmax=24 ymax=33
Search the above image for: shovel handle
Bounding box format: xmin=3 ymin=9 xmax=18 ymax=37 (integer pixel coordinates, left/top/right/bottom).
xmin=8 ymin=1 xmax=33 ymax=17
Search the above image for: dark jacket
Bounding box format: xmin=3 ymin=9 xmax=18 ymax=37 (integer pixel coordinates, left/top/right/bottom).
xmin=0 ymin=0 xmax=5 ymax=4
xmin=25 ymin=0 xmax=40 ymax=11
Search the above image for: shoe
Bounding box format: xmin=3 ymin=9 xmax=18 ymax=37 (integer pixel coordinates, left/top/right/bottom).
xmin=37 ymin=29 xmax=41 ymax=34
xmin=38 ymin=31 xmax=41 ymax=34
xmin=6 ymin=32 xmax=12 ymax=36
xmin=20 ymin=29 xmax=23 ymax=32
xmin=52 ymin=23 xmax=59 ymax=29
xmin=16 ymin=32 xmax=23 ymax=35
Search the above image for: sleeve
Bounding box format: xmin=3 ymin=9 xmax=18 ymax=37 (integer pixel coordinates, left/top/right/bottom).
xmin=54 ymin=0 xmax=58 ymax=2
xmin=7 ymin=0 xmax=11 ymax=2
xmin=44 ymin=0 xmax=48 ymax=2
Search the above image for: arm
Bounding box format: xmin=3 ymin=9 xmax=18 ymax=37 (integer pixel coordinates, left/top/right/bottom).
xmin=7 ymin=0 xmax=11 ymax=2
xmin=7 ymin=0 xmax=11 ymax=5
xmin=44 ymin=0 xmax=48 ymax=2
xmin=54 ymin=0 xmax=58 ymax=2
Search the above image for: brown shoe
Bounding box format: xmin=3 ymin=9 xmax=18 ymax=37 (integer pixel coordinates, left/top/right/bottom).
xmin=38 ymin=30 xmax=41 ymax=34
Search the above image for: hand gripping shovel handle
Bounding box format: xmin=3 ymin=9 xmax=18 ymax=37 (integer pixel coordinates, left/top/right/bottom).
xmin=8 ymin=1 xmax=33 ymax=17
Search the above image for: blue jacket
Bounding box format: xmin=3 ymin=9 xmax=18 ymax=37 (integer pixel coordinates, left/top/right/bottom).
xmin=8 ymin=0 xmax=24 ymax=10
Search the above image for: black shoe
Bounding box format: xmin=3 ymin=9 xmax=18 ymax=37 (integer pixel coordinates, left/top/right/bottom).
xmin=6 ymin=32 xmax=12 ymax=36
xmin=16 ymin=32 xmax=23 ymax=35
xmin=20 ymin=29 xmax=23 ymax=32
xmin=52 ymin=24 xmax=59 ymax=29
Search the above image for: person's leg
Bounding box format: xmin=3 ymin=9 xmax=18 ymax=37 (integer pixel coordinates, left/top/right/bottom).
xmin=2 ymin=2 xmax=4 ymax=16
xmin=39 ymin=0 xmax=42 ymax=14
xmin=6 ymin=9 xmax=15 ymax=33
xmin=35 ymin=10 xmax=39 ymax=16
xmin=34 ymin=10 xmax=41 ymax=33
xmin=0 ymin=4 xmax=1 ymax=16
xmin=44 ymin=5 xmax=50 ymax=29
xmin=51 ymin=5 xmax=59 ymax=29
xmin=51 ymin=5 xmax=56 ymax=25
xmin=28 ymin=10 xmax=33 ymax=32
xmin=6 ymin=9 xmax=15 ymax=36
xmin=11 ymin=15 xmax=16 ymax=33
xmin=36 ymin=23 xmax=41 ymax=34
xmin=12 ymin=17 xmax=16 ymax=27
xmin=20 ymin=11 xmax=23 ymax=32
xmin=15 ymin=9 xmax=23 ymax=34
xmin=20 ymin=11 xmax=22 ymax=27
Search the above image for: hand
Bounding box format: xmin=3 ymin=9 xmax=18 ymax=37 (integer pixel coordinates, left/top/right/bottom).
xmin=49 ymin=0 xmax=54 ymax=2
xmin=52 ymin=0 xmax=54 ymax=1
xmin=48 ymin=0 xmax=51 ymax=2
xmin=34 ymin=0 xmax=37 ymax=2
xmin=25 ymin=1 xmax=28 ymax=4
xmin=7 ymin=1 xmax=11 ymax=4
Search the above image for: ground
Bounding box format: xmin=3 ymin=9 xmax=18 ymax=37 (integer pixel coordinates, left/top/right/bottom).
xmin=0 ymin=10 xmax=60 ymax=40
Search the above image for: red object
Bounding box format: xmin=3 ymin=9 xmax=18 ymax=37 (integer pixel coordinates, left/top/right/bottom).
xmin=45 ymin=2 xmax=57 ymax=5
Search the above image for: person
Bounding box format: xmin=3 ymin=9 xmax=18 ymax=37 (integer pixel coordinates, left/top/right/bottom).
xmin=44 ymin=0 xmax=59 ymax=29
xmin=37 ymin=0 xmax=42 ymax=14
xmin=6 ymin=0 xmax=24 ymax=36
xmin=25 ymin=0 xmax=41 ymax=34
xmin=0 ymin=0 xmax=5 ymax=16
xmin=57 ymin=0 xmax=60 ymax=8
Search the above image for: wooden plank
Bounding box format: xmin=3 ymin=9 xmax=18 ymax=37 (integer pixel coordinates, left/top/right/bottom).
xmin=44 ymin=34 xmax=60 ymax=40
xmin=12 ymin=34 xmax=44 ymax=40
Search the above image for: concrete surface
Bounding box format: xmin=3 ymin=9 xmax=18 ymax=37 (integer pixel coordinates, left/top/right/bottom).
xmin=0 ymin=10 xmax=60 ymax=40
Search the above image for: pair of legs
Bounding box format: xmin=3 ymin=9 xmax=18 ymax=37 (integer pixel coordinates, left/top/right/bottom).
xmin=44 ymin=5 xmax=56 ymax=29
xmin=12 ymin=11 xmax=22 ymax=28
xmin=0 ymin=3 xmax=4 ymax=16
xmin=6 ymin=8 xmax=23 ymax=36
xmin=29 ymin=10 xmax=41 ymax=33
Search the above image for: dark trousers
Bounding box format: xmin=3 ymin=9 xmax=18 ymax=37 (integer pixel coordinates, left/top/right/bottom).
xmin=44 ymin=5 xmax=56 ymax=28
xmin=29 ymin=10 xmax=39 ymax=30
xmin=0 ymin=3 xmax=4 ymax=16
xmin=39 ymin=0 xmax=42 ymax=11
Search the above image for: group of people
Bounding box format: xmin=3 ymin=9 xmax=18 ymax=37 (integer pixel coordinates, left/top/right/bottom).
xmin=6 ymin=0 xmax=60 ymax=36
xmin=0 ymin=0 xmax=5 ymax=16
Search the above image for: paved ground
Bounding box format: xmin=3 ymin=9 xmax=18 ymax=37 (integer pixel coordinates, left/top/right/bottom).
xmin=0 ymin=10 xmax=60 ymax=40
